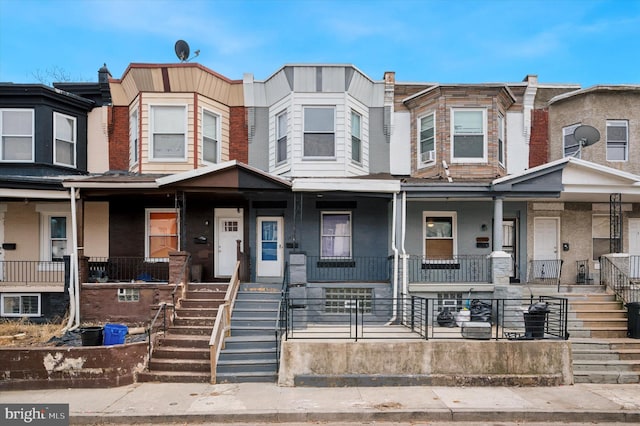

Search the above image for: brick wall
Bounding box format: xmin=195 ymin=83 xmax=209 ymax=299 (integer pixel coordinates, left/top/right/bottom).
xmin=109 ymin=106 xmax=130 ymax=171
xmin=229 ymin=106 xmax=248 ymax=163
xmin=529 ymin=108 xmax=549 ymax=168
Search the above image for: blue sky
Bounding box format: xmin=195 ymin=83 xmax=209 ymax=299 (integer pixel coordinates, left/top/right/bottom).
xmin=1 ymin=0 xmax=639 ymax=87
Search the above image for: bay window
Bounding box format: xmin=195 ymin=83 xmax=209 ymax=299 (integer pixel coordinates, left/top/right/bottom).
xmin=303 ymin=106 xmax=335 ymax=157
xmin=0 ymin=109 xmax=34 ymax=161
xmin=203 ymin=109 xmax=219 ymax=164
xmin=419 ymin=112 xmax=435 ymax=165
xmin=54 ymin=112 xmax=76 ymax=167
xmin=452 ymin=109 xmax=485 ymax=162
xmin=150 ymin=105 xmax=186 ymax=160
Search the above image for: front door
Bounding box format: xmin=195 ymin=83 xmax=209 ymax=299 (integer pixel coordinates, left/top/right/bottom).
xmin=533 ymin=217 xmax=560 ymax=278
xmin=214 ymin=208 xmax=243 ymax=278
xmin=503 ymin=219 xmax=518 ymax=281
xmin=629 ymin=218 xmax=640 ymax=278
xmin=257 ymin=217 xmax=283 ymax=278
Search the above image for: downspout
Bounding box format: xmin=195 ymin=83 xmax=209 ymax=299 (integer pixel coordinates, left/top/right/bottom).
xmin=70 ymin=186 xmax=80 ymax=330
xmin=63 ymin=187 xmax=77 ymax=331
xmin=401 ymin=191 xmax=408 ymax=298
xmin=386 ymin=192 xmax=399 ymax=324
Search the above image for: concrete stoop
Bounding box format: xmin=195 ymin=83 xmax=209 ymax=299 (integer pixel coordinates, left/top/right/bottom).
xmin=572 ymin=338 xmax=640 ymax=384
xmin=138 ymin=282 xmax=227 ymax=383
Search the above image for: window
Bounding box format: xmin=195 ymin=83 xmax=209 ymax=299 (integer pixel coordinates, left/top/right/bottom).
xmin=498 ymin=113 xmax=505 ymax=166
xmin=325 ymin=288 xmax=372 ymax=313
xmin=54 ymin=112 xmax=76 ymax=167
xmin=0 ymin=109 xmax=34 ymax=161
xmin=276 ymin=111 xmax=287 ymax=163
xmin=563 ymin=123 xmax=581 ymax=158
xmin=118 ymin=288 xmax=140 ymax=302
xmin=49 ymin=216 xmax=68 ymax=261
xmin=146 ymin=209 xmax=178 ymax=258
xmin=321 ymin=212 xmax=351 ymax=258
xmin=36 ymin=205 xmax=70 ymax=264
xmin=202 ymin=109 xmax=219 ymax=164
xmin=606 ymin=120 xmax=628 ymax=161
xmin=592 ymin=215 xmax=609 ymax=261
xmin=424 ymin=212 xmax=456 ymax=259
xmin=150 ymin=105 xmax=186 ymax=160
xmin=1 ymin=294 xmax=40 ymax=317
xmin=130 ymin=108 xmax=138 ymax=166
xmin=351 ymin=110 xmax=361 ymax=163
xmin=452 ymin=109 xmax=485 ymax=162
xmin=304 ymin=106 xmax=335 ymax=157
xmin=419 ymin=113 xmax=435 ymax=165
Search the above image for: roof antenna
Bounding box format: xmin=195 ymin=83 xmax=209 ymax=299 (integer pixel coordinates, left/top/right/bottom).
xmin=174 ymin=40 xmax=200 ymax=63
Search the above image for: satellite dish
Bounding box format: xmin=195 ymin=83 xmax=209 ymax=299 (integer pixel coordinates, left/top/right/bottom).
xmin=573 ymin=125 xmax=600 ymax=147
xmin=174 ymin=40 xmax=190 ymax=62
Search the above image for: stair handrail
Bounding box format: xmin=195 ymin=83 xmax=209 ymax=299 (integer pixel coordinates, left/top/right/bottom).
xmin=146 ymin=302 xmax=170 ymax=370
xmin=209 ymin=260 xmax=241 ymax=383
xmin=601 ymin=255 xmax=638 ymax=304
xmin=275 ymin=262 xmax=290 ymax=374
xmin=170 ymin=253 xmax=192 ymax=322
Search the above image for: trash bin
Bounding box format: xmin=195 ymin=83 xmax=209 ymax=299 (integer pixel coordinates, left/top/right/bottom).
xmin=80 ymin=326 xmax=103 ymax=346
xmin=524 ymin=302 xmax=549 ymax=339
xmin=626 ymin=302 xmax=640 ymax=339
xmin=102 ymin=323 xmax=128 ymax=345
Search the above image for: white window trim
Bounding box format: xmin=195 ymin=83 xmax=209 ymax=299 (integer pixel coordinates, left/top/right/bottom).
xmin=303 ymin=106 xmax=336 ymax=160
xmin=0 ymin=108 xmax=35 ymax=162
xmin=350 ymin=109 xmax=362 ymax=165
xmin=498 ymin=113 xmax=505 ymax=167
xmin=53 ymin=111 xmax=77 ymax=167
xmin=1 ymin=293 xmax=41 ymax=317
xmin=201 ymin=107 xmax=221 ymax=166
xmin=418 ymin=111 xmax=436 ymax=168
xmin=563 ymin=123 xmax=582 ymax=158
xmin=450 ymin=108 xmax=487 ymax=164
xmin=145 ymin=208 xmax=179 ymax=260
xmin=130 ymin=107 xmax=139 ymax=167
xmin=36 ymin=204 xmax=71 ymax=267
xmin=149 ymin=104 xmax=188 ymax=162
xmin=320 ymin=211 xmax=352 ymax=259
xmin=606 ymin=120 xmax=628 ymax=162
xmin=422 ymin=211 xmax=458 ymax=259
xmin=275 ymin=109 xmax=288 ymax=166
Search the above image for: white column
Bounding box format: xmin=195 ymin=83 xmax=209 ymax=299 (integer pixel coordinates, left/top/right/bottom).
xmin=493 ymin=197 xmax=504 ymax=251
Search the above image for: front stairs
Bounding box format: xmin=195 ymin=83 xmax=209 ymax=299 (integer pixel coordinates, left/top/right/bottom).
xmin=138 ymin=282 xmax=227 ymax=383
xmin=215 ymin=282 xmax=282 ymax=383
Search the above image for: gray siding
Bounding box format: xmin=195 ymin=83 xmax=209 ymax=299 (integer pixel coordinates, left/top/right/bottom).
xmin=248 ymin=107 xmax=270 ymax=172
xmin=368 ymin=107 xmax=389 ymax=174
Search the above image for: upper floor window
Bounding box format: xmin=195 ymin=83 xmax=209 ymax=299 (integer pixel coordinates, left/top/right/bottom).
xmin=498 ymin=113 xmax=505 ymax=166
xmin=451 ymin=109 xmax=486 ymax=162
xmin=202 ymin=109 xmax=219 ymax=164
xmin=130 ymin=108 xmax=138 ymax=166
xmin=351 ymin=110 xmax=361 ymax=164
xmin=0 ymin=109 xmax=34 ymax=162
xmin=303 ymin=106 xmax=335 ymax=158
xmin=606 ymin=120 xmax=628 ymax=162
xmin=145 ymin=209 xmax=179 ymax=259
xmin=321 ymin=212 xmax=351 ymax=258
xmin=276 ymin=111 xmax=287 ymax=164
xmin=419 ymin=112 xmax=435 ymax=166
xmin=53 ymin=112 xmax=76 ymax=167
xmin=563 ymin=123 xmax=581 ymax=158
xmin=150 ymin=105 xmax=186 ymax=161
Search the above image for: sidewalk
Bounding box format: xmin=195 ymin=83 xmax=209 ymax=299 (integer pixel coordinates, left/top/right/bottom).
xmin=2 ymin=382 xmax=640 ymax=424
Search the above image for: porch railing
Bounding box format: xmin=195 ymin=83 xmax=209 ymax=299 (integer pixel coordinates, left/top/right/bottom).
xmin=281 ymin=294 xmax=568 ymax=341
xmin=527 ymin=259 xmax=564 ymax=291
xmin=87 ymin=257 xmax=169 ymax=283
xmin=406 ymin=255 xmax=490 ymax=283
xmin=306 ymin=256 xmax=391 ymax=282
xmin=601 ymin=256 xmax=639 ymax=304
xmin=0 ymin=260 xmax=65 ymax=285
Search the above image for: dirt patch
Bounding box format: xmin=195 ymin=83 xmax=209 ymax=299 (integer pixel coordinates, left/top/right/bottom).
xmin=0 ymin=319 xmax=66 ymax=347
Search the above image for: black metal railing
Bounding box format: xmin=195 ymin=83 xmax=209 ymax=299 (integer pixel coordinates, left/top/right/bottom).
xmin=146 ymin=302 xmax=173 ymax=370
xmin=281 ymin=295 xmax=569 ymax=341
xmin=276 ymin=262 xmax=290 ymax=373
xmin=306 ymin=256 xmax=391 ymax=282
xmin=88 ymin=257 xmax=169 ymax=283
xmin=601 ymin=256 xmax=639 ymax=304
xmin=406 ymin=255 xmax=491 ymax=283
xmin=0 ymin=260 xmax=65 ymax=285
xmin=527 ymin=259 xmax=564 ymax=291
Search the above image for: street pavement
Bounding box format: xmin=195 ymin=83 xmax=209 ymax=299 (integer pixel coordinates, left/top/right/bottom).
xmin=1 ymin=382 xmax=640 ymax=424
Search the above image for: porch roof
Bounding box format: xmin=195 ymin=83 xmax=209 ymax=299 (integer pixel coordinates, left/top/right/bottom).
xmin=0 ymin=175 xmax=72 ymax=200
xmin=292 ymin=176 xmax=400 ymax=193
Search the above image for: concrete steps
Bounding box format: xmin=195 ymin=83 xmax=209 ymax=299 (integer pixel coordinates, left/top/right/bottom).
xmin=572 ymin=339 xmax=640 ymax=384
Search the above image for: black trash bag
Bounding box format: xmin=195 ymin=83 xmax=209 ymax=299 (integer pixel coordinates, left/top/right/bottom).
xmin=528 ymin=302 xmax=549 ymax=313
xmin=437 ymin=307 xmax=456 ymax=327
xmin=470 ymin=299 xmax=492 ymax=322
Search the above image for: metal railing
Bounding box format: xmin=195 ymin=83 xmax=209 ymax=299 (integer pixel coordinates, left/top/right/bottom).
xmin=306 ymin=256 xmax=391 ymax=282
xmin=601 ymin=256 xmax=639 ymax=304
xmin=406 ymin=255 xmax=491 ymax=283
xmin=146 ymin=302 xmax=172 ymax=370
xmin=88 ymin=257 xmax=169 ymax=283
xmin=0 ymin=260 xmax=65 ymax=285
xmin=281 ymin=295 xmax=569 ymax=341
xmin=527 ymin=259 xmax=564 ymax=291
xmin=276 ymin=262 xmax=290 ymax=373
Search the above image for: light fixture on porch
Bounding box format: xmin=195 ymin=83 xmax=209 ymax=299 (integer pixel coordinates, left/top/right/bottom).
xmin=427 ymin=218 xmax=435 ymax=228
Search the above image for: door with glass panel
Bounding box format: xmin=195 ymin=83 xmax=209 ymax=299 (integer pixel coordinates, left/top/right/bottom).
xmin=257 ymin=217 xmax=283 ymax=278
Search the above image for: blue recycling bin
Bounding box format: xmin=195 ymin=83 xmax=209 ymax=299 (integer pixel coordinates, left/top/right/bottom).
xmin=102 ymin=323 xmax=128 ymax=345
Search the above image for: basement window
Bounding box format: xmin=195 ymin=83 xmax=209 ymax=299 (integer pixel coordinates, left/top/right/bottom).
xmin=118 ymin=288 xmax=140 ymax=302
xmin=324 ymin=287 xmax=372 ymax=313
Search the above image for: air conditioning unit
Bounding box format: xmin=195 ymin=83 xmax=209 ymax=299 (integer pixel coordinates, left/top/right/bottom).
xmin=421 ymin=150 xmax=435 ymax=163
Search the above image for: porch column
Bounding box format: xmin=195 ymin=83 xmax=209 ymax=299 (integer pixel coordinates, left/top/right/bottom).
xmin=493 ymin=196 xmax=504 ymax=251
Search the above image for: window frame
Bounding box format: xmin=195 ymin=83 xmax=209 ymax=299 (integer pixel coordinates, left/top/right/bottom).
xmin=303 ymin=106 xmax=336 ymax=159
xmin=145 ymin=208 xmax=179 ymax=259
xmin=563 ymin=123 xmax=582 ymax=158
xmin=423 ymin=211 xmax=457 ymax=259
xmin=202 ymin=108 xmax=220 ymax=165
xmin=592 ymin=214 xmax=610 ymax=262
xmin=418 ymin=111 xmax=436 ymax=167
xmin=350 ymin=109 xmax=362 ymax=164
xmin=53 ymin=111 xmax=77 ymax=167
xmin=149 ymin=104 xmax=188 ymax=162
xmin=498 ymin=113 xmax=505 ymax=167
xmin=320 ymin=211 xmax=352 ymax=259
xmin=36 ymin=204 xmax=71 ymax=265
xmin=130 ymin=107 xmax=139 ymax=167
xmin=1 ymin=293 xmax=41 ymax=317
xmin=0 ymin=108 xmax=35 ymax=162
xmin=606 ymin=120 xmax=628 ymax=162
xmin=450 ymin=108 xmax=487 ymax=163
xmin=276 ymin=110 xmax=288 ymax=164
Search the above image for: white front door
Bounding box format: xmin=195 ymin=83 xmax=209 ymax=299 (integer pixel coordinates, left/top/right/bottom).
xmin=534 ymin=217 xmax=559 ymax=260
xmin=215 ymin=208 xmax=243 ymax=278
xmin=629 ymin=218 xmax=640 ymax=278
xmin=257 ymin=217 xmax=283 ymax=278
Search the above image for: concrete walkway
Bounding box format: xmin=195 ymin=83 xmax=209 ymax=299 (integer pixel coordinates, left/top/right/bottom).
xmin=2 ymin=382 xmax=640 ymax=424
